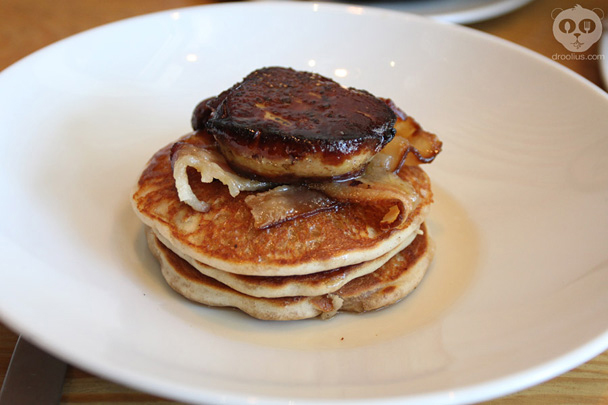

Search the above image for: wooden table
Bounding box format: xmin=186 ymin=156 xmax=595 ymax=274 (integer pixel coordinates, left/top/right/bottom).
xmin=1 ymin=0 xmax=607 ymax=403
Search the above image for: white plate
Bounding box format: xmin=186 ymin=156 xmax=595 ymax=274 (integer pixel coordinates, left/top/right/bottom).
xmin=1 ymin=3 xmax=607 ymax=404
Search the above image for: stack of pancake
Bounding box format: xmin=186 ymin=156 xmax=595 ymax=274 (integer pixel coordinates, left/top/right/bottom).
xmin=131 ymin=67 xmax=441 ymax=320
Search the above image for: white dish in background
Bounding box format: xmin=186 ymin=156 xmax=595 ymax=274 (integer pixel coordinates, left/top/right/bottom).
xmin=1 ymin=2 xmax=607 ymax=404
xmin=259 ymin=0 xmax=534 ymax=23
xmin=599 ymin=22 xmax=608 ymax=89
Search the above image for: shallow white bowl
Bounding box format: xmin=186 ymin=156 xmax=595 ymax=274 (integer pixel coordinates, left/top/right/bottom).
xmin=1 ymin=2 xmax=607 ymax=404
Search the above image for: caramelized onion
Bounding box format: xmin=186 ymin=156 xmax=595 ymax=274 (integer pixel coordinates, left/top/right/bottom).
xmin=244 ymin=166 xmax=418 ymax=230
xmin=170 ymin=138 xmax=270 ymax=212
xmin=311 ymin=162 xmax=419 ymax=230
xmin=171 ymin=137 xmax=420 ymax=230
xmin=171 ymin=98 xmax=438 ymax=229
xmin=377 ymin=99 xmax=442 ymax=172
xmin=244 ymin=186 xmax=339 ymax=229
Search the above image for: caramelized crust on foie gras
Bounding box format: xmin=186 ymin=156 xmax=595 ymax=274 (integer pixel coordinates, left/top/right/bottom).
xmin=192 ymin=67 xmax=397 ymax=183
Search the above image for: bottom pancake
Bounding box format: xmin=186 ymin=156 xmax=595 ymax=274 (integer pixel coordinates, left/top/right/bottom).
xmin=146 ymin=224 xmax=434 ymax=321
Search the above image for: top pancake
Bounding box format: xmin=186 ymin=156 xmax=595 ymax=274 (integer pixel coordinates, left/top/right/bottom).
xmin=132 ymin=133 xmax=433 ymax=276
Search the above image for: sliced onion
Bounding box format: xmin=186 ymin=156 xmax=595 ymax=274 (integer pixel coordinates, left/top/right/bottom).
xmin=377 ymin=101 xmax=442 ymax=171
xmin=170 ymin=127 xmax=427 ymax=230
xmin=311 ymin=162 xmax=419 ymax=230
xmin=170 ymin=137 xmax=270 ymax=212
xmin=245 ymin=185 xmax=338 ymax=229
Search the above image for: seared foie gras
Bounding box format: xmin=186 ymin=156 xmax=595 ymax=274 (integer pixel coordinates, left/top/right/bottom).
xmin=192 ymin=67 xmax=397 ymax=183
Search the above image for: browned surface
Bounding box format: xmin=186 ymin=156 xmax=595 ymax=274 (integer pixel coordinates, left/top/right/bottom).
xmin=148 ymin=223 xmax=430 ymax=319
xmin=1 ymin=0 xmax=607 ymax=403
xmin=337 ymin=224 xmax=428 ymax=298
xmin=133 ymin=132 xmax=431 ymax=275
xmin=151 ymin=229 xmax=311 ymax=307
xmin=201 ymin=67 xmax=396 ymax=182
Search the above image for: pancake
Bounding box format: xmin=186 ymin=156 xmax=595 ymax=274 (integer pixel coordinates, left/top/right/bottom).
xmin=338 ymin=223 xmax=434 ymax=313
xmin=131 ymin=132 xmax=432 ymax=276
xmin=146 ymin=224 xmax=434 ymax=321
xmin=151 ymin=226 xmax=419 ymax=298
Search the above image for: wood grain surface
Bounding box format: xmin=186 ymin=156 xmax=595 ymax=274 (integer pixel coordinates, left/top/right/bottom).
xmin=1 ymin=0 xmax=607 ymax=404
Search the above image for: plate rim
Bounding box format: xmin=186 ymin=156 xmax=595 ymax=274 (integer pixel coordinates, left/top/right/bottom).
xmin=1 ymin=2 xmax=608 ymax=404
